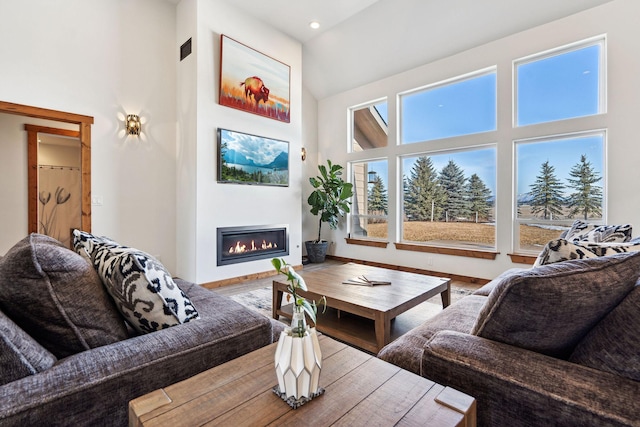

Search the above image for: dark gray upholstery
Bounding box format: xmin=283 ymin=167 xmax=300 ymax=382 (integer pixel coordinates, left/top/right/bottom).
xmin=0 ymin=310 xmax=56 ymax=386
xmin=0 ymin=234 xmax=129 ymax=358
xmin=570 ymin=285 xmax=640 ymax=381
xmin=472 ymin=252 xmax=640 ymax=358
xmin=378 ymin=255 xmax=640 ymax=427
xmin=0 ymin=276 xmax=284 ymax=426
xmin=422 ymin=331 xmax=640 ymax=427
xmin=377 ymin=295 xmax=486 ymax=375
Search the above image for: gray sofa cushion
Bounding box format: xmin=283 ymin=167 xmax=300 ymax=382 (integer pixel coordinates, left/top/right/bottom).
xmin=569 ymin=286 xmax=640 ymax=381
xmin=472 ymin=268 xmax=527 ymax=297
xmin=0 ymin=310 xmax=57 ymax=386
xmin=73 ymin=230 xmax=200 ymax=334
xmin=377 ymin=294 xmax=487 ymax=375
xmin=471 ymin=252 xmax=640 ymax=359
xmin=0 ymin=234 xmax=129 ymax=358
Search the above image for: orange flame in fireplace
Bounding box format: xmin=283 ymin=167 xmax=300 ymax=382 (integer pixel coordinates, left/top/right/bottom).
xmin=229 ymin=240 xmax=278 ymax=254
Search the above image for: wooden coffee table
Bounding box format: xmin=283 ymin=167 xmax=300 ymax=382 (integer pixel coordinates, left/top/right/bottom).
xmin=273 ymin=263 xmax=451 ymax=353
xmin=129 ymin=335 xmax=476 ymax=427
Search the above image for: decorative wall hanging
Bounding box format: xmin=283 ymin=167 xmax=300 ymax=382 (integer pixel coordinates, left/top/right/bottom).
xmin=219 ymin=35 xmax=291 ymax=123
xmin=217 ymin=128 xmax=289 ymax=187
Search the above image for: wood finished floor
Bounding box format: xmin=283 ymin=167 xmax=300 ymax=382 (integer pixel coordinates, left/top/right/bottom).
xmin=213 ymin=259 xmax=482 ymax=297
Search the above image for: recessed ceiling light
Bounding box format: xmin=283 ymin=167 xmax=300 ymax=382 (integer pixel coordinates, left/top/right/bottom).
xmin=309 ymin=21 xmax=320 ymax=30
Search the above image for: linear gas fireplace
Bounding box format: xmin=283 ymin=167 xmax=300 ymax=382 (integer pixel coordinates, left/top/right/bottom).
xmin=217 ymin=224 xmax=289 ymax=266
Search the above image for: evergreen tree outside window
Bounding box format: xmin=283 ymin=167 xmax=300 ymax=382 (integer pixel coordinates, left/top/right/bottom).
xmin=529 ymin=161 xmax=565 ymax=220
xmin=515 ymin=132 xmax=605 ymax=252
xmin=368 ymin=174 xmax=388 ymax=215
xmin=467 ymin=174 xmax=493 ymax=223
xmin=566 ymin=154 xmax=603 ymax=220
xmin=402 ymin=147 xmax=496 ymax=249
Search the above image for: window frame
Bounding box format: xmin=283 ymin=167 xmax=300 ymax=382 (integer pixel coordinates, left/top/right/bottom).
xmin=512 ymin=129 xmax=607 ymax=255
xmin=398 ymin=66 xmax=497 ymax=145
xmin=347 ymin=158 xmax=390 ymax=242
xmin=399 ymin=144 xmax=498 ymax=251
xmin=513 ymin=35 xmax=607 ymax=128
xmin=349 ymin=98 xmax=388 ymax=154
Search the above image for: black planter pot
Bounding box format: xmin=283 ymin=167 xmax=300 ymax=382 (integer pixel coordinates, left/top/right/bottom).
xmin=305 ymin=241 xmax=329 ymax=263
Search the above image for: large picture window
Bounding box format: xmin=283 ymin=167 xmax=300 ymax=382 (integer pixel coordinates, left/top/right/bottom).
xmin=401 ymin=147 xmax=496 ymax=249
xmin=400 ymin=69 xmax=496 ymax=144
xmin=344 ymin=36 xmax=607 ymax=260
xmin=514 ymin=131 xmax=605 ymax=252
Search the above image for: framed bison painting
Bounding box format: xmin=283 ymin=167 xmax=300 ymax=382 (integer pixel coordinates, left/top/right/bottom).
xmin=219 ymin=35 xmax=291 ymax=123
xmin=217 ymin=128 xmax=289 ymax=186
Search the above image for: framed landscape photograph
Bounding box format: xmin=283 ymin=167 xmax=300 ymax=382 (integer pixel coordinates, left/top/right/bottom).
xmin=217 ymin=128 xmax=289 ymax=187
xmin=219 ymin=35 xmax=290 ymax=123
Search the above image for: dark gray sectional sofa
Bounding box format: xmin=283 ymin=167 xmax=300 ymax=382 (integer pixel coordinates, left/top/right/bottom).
xmin=0 ymin=234 xmax=284 ymax=426
xmin=378 ymin=253 xmax=640 ymax=427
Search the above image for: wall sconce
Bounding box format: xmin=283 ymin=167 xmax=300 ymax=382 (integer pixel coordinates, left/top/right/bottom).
xmin=125 ymin=114 xmax=141 ymax=136
xmin=301 ymin=147 xmax=307 ymax=161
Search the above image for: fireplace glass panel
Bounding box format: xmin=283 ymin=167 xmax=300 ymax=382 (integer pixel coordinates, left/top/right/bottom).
xmin=217 ymin=225 xmax=288 ymax=266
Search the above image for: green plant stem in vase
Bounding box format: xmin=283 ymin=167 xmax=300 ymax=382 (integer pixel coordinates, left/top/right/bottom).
xmin=271 ymin=258 xmax=325 ymax=337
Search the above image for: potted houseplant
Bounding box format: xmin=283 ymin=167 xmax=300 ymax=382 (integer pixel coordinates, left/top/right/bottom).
xmin=271 ymin=258 xmax=326 ymax=406
xmin=306 ymin=160 xmax=353 ymax=263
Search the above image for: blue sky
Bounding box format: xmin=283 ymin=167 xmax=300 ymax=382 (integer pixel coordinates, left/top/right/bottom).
xmin=516 ymin=134 xmax=603 ymax=195
xmin=363 ymin=41 xmax=602 ymax=203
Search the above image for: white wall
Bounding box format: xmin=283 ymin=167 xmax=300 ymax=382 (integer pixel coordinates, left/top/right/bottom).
xmin=176 ymin=0 xmax=303 ymax=283
xmin=315 ymin=0 xmax=640 ymax=280
xmin=0 ymin=0 xmax=178 ymax=271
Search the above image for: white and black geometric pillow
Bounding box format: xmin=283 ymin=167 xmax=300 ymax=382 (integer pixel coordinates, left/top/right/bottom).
xmin=564 ymin=220 xmax=632 ymax=244
xmin=73 ymin=230 xmax=200 ymax=334
xmin=534 ymin=238 xmax=640 ymax=267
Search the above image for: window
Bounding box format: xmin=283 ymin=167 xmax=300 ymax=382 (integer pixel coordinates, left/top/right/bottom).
xmin=351 ymin=100 xmax=388 ymax=152
xmin=400 ymin=69 xmax=496 ymax=144
xmin=513 ymin=36 xmax=607 ymax=254
xmin=350 ymin=160 xmax=388 ymax=240
xmin=515 ymin=38 xmax=604 ymax=126
xmin=514 ymin=131 xmax=605 ymax=252
xmin=401 ymin=147 xmax=496 ymax=249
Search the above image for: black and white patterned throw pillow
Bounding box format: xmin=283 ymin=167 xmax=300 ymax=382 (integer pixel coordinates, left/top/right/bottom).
xmin=73 ymin=230 xmax=199 ymax=333
xmin=564 ymin=220 xmax=632 ymax=244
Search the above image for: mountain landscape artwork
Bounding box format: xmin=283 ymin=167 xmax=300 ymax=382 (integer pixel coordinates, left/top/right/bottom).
xmin=218 ymin=128 xmax=289 ymax=186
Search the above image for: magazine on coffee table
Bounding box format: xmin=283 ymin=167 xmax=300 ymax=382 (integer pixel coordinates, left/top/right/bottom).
xmin=342 ymin=276 xmax=391 ymax=286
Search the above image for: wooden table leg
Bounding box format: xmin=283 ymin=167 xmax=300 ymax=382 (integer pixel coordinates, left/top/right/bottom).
xmin=374 ymin=312 xmax=391 ymax=352
xmin=272 ymin=282 xmax=283 ymax=319
xmin=440 ymin=280 xmax=451 ymax=308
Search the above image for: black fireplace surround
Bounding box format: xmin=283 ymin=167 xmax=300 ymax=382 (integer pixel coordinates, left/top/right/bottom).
xmin=217 ymin=225 xmax=288 ymax=266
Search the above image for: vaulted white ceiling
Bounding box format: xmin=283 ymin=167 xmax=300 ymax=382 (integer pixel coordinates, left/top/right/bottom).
xmin=224 ymin=0 xmax=615 ymax=100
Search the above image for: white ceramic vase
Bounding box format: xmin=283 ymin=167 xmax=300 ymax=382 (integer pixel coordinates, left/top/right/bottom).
xmin=274 ymin=311 xmax=322 ymax=400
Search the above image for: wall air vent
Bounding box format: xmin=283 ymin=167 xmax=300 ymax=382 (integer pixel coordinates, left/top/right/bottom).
xmin=180 ymin=38 xmax=192 ymax=61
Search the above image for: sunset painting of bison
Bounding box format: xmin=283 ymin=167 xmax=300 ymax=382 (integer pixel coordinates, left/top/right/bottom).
xmin=219 ymin=35 xmax=290 ymax=123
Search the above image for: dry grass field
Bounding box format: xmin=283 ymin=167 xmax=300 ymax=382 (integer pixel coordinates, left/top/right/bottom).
xmin=364 ymin=221 xmax=564 ymax=250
